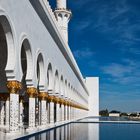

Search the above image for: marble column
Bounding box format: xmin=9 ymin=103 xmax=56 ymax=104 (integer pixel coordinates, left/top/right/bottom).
xmin=41 ymin=100 xmax=47 ymax=125
xmin=27 ymin=87 xmax=38 ymax=129
xmin=29 ymin=98 xmax=35 ymax=128
xmin=5 ymin=97 xmax=10 ymax=126
xmin=12 ymin=94 xmax=19 ymax=129
xmin=72 ymin=107 xmax=74 ymax=120
xmin=38 ymin=100 xmax=41 ymax=126
xmin=73 ymin=108 xmax=75 ymax=119
xmin=75 ymin=108 xmax=77 ymax=119
xmin=0 ymin=100 xmax=5 ymax=125
xmin=47 ymin=102 xmax=50 ymax=123
xmin=70 ymin=106 xmax=72 ymax=120
xmin=39 ymin=92 xmax=48 ymax=126
xmin=68 ymin=105 xmax=71 ymax=120
xmin=50 ymin=102 xmax=54 ymax=124
xmin=61 ymin=104 xmax=65 ymax=121
xmin=56 ymin=100 xmax=60 ymax=122
xmin=67 ymin=104 xmax=69 ymax=120
xmin=19 ymin=99 xmax=23 ymax=126
xmin=7 ymin=81 xmax=22 ymax=132
xmin=65 ymin=104 xmax=68 ymax=121
xmin=49 ymin=96 xmax=54 ymax=124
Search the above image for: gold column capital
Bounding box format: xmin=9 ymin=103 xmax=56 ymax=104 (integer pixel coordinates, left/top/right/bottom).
xmin=70 ymin=102 xmax=73 ymax=107
xmin=59 ymin=98 xmax=65 ymax=105
xmin=7 ymin=80 xmax=22 ymax=94
xmin=66 ymin=100 xmax=69 ymax=105
xmin=67 ymin=101 xmax=70 ymax=106
xmin=64 ymin=100 xmax=68 ymax=106
xmin=38 ymin=92 xmax=48 ymax=100
xmin=48 ymin=95 xmax=55 ymax=102
xmin=53 ymin=96 xmax=58 ymax=103
xmin=26 ymin=87 xmax=38 ymax=98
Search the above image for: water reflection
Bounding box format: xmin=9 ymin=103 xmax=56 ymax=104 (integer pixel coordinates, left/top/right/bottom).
xmin=88 ymin=123 xmax=99 ymax=140
xmin=26 ymin=122 xmax=99 ymax=140
xmin=19 ymin=116 xmax=140 ymax=140
xmin=19 ymin=119 xmax=140 ymax=140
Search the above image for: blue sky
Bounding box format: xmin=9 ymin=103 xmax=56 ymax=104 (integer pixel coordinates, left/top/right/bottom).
xmin=50 ymin=0 xmax=140 ymax=112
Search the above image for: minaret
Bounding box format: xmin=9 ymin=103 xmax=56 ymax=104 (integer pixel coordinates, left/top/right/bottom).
xmin=54 ymin=0 xmax=72 ymax=43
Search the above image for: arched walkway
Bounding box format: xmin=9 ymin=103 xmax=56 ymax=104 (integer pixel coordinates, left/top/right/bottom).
xmin=47 ymin=63 xmax=53 ymax=93
xmin=20 ymin=38 xmax=33 ymax=126
xmin=36 ymin=53 xmax=47 ymax=126
xmin=0 ymin=15 xmax=15 ymax=127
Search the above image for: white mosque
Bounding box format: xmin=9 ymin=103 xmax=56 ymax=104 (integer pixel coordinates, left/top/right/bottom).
xmin=0 ymin=0 xmax=99 ymax=134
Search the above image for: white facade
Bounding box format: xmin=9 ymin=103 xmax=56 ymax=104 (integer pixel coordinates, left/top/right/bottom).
xmin=0 ymin=0 xmax=99 ymax=133
xmin=86 ymin=77 xmax=99 ymax=116
xmin=109 ymin=113 xmax=120 ymax=117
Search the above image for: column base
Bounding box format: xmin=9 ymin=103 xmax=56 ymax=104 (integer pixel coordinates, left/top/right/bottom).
xmin=26 ymin=127 xmax=37 ymax=132
xmin=55 ymin=121 xmax=61 ymax=125
xmin=49 ymin=123 xmax=55 ymax=127
xmin=9 ymin=128 xmax=20 ymax=134
xmin=37 ymin=125 xmax=48 ymax=129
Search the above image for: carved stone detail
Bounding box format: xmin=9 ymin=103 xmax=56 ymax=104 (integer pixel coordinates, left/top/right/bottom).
xmin=7 ymin=81 xmax=22 ymax=94
xmin=48 ymin=95 xmax=55 ymax=102
xmin=38 ymin=92 xmax=48 ymax=100
xmin=26 ymin=87 xmax=38 ymax=98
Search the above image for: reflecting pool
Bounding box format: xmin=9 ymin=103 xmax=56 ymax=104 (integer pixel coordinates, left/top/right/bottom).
xmin=79 ymin=116 xmax=131 ymax=122
xmin=16 ymin=118 xmax=140 ymax=140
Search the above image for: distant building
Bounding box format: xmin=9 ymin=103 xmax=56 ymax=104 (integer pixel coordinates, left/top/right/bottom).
xmin=109 ymin=111 xmax=120 ymax=117
xmin=109 ymin=113 xmax=120 ymax=117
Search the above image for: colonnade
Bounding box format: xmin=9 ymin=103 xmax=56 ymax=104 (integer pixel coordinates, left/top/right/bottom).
xmin=0 ymin=80 xmax=88 ymax=133
xmin=0 ymin=1 xmax=89 ymax=134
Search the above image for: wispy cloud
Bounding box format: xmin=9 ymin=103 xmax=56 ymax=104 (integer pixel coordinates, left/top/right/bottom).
xmin=73 ymin=47 xmax=94 ymax=59
xmin=120 ymin=47 xmax=140 ymax=55
xmin=101 ymin=59 xmax=140 ymax=85
xmin=101 ymin=63 xmax=133 ymax=78
xmin=76 ymin=21 xmax=91 ymax=31
xmin=73 ymin=0 xmax=94 ymax=8
xmin=79 ymin=0 xmax=140 ymax=47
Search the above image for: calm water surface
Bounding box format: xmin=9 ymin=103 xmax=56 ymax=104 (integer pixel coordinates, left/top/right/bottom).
xmin=17 ymin=118 xmax=140 ymax=140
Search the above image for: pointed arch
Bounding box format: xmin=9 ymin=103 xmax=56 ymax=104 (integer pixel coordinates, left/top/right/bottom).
xmin=54 ymin=70 xmax=60 ymax=94
xmin=0 ymin=15 xmax=15 ymax=92
xmin=36 ymin=53 xmax=45 ymax=91
xmin=47 ymin=63 xmax=53 ymax=92
xmin=64 ymin=79 xmax=67 ymax=98
xmin=60 ymin=75 xmax=64 ymax=96
xmin=20 ymin=38 xmax=33 ymax=81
